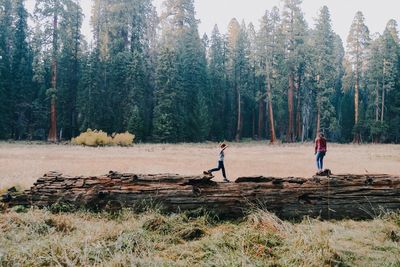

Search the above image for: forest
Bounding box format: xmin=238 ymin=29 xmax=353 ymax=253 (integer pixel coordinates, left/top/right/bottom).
xmin=0 ymin=0 xmax=399 ymax=143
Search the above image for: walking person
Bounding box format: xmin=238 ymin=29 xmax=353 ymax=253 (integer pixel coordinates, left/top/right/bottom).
xmin=204 ymin=143 xmax=230 ymax=182
xmin=315 ymin=133 xmax=327 ymax=174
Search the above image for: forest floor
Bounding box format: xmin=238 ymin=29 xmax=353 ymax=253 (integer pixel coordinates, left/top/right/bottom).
xmin=0 ymin=141 xmax=399 ymax=190
xmin=0 ymin=142 xmax=399 ymax=266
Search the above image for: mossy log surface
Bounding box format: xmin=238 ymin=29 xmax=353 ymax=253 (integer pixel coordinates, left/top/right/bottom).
xmin=3 ymin=171 xmax=400 ymax=219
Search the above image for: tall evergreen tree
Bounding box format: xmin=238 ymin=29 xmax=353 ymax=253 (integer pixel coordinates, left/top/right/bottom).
xmin=57 ymin=0 xmax=83 ymax=140
xmin=226 ymin=18 xmax=252 ymax=141
xmin=152 ymin=48 xmax=179 ymax=142
xmin=312 ymin=6 xmax=337 ymax=137
xmin=0 ymin=0 xmax=13 ymax=138
xmin=208 ymin=25 xmax=228 ymax=140
xmin=159 ymin=0 xmax=209 ymax=142
xmin=11 ymin=0 xmax=34 ymax=139
xmin=346 ymin=11 xmax=370 ymax=142
xmin=257 ymin=7 xmax=282 ymax=143
xmin=281 ymin=0 xmax=307 ymax=142
xmin=34 ymin=0 xmax=67 ymax=142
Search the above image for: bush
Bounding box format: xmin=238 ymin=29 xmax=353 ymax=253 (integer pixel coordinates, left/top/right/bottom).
xmin=71 ymin=129 xmax=112 ymax=146
xmin=112 ymin=132 xmax=135 ymax=146
xmin=71 ymin=129 xmax=135 ymax=147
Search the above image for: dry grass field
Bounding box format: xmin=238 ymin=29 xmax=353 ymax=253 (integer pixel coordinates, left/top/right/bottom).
xmin=1 ymin=142 xmax=400 ymax=266
xmin=0 ymin=208 xmax=399 ymax=266
xmin=0 ymin=141 xmax=399 ymax=190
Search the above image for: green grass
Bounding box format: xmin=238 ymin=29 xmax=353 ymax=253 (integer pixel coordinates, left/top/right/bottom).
xmin=1 ymin=208 xmax=399 ymax=266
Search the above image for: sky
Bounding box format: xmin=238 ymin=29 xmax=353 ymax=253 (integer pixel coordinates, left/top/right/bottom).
xmin=25 ymin=0 xmax=400 ymax=46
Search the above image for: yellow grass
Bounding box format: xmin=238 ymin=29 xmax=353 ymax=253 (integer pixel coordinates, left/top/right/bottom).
xmin=0 ymin=209 xmax=399 ymax=266
xmin=71 ymin=129 xmax=135 ymax=146
xmin=0 ymin=142 xmax=399 ymax=266
xmin=0 ymin=142 xmax=399 ymax=190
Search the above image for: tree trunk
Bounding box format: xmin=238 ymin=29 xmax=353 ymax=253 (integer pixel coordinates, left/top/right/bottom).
xmin=252 ymin=108 xmax=255 ymax=139
xmin=295 ymin=76 xmax=302 ymax=141
xmin=287 ymin=72 xmax=295 ymax=143
xmin=235 ymin=87 xmax=241 ymax=142
xmin=316 ymin=101 xmax=321 ymax=135
xmin=4 ymin=171 xmax=400 ymax=220
xmin=71 ymin=5 xmax=80 ymax=139
xmin=381 ymin=87 xmax=385 ymax=123
xmin=353 ymin=63 xmax=360 ymax=143
xmin=257 ymin=99 xmax=263 ymax=140
xmin=381 ymin=60 xmax=386 ymax=123
xmin=374 ymin=80 xmax=379 ymax=122
xmin=48 ymin=9 xmax=58 ymax=143
xmin=266 ymin=65 xmax=276 ymax=144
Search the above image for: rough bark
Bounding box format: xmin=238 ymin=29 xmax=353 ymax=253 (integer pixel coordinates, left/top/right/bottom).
xmin=257 ymin=99 xmax=263 ymax=140
xmin=295 ymin=76 xmax=302 ymax=141
xmin=3 ymin=171 xmax=400 ymax=220
xmin=266 ymin=65 xmax=276 ymax=144
xmin=375 ymin=80 xmax=379 ymax=122
xmin=48 ymin=9 xmax=58 ymax=143
xmin=381 ymin=60 xmax=386 ymax=123
xmin=235 ymin=87 xmax=242 ymax=142
xmin=353 ymin=54 xmax=361 ymax=143
xmin=287 ymin=72 xmax=295 ymax=143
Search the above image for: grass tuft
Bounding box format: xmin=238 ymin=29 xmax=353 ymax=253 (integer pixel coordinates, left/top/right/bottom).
xmin=0 ymin=208 xmax=399 ymax=266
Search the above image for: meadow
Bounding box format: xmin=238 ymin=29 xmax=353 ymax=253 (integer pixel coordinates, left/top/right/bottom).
xmin=0 ymin=142 xmax=399 ymax=266
xmin=0 ymin=142 xmax=399 ymax=190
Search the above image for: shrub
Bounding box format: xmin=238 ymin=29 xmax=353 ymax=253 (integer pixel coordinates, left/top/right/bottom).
xmin=71 ymin=129 xmax=112 ymax=146
xmin=112 ymin=132 xmax=135 ymax=146
xmin=71 ymin=129 xmax=135 ymax=147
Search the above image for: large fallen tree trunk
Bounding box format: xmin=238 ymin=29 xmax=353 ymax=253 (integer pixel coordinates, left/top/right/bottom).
xmin=2 ymin=171 xmax=400 ymax=219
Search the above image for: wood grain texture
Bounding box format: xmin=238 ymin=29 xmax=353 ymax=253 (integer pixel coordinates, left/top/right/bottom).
xmin=3 ymin=171 xmax=400 ymax=219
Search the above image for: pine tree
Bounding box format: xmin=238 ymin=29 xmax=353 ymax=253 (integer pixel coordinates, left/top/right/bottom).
xmin=226 ymin=18 xmax=252 ymax=141
xmin=346 ymin=11 xmax=370 ymax=143
xmin=0 ymin=0 xmax=13 ymax=138
xmin=257 ymin=7 xmax=282 ymax=143
xmin=208 ymin=25 xmax=227 ymax=140
xmin=77 ymin=48 xmax=105 ymax=132
xmin=34 ymin=0 xmax=67 ymax=142
xmin=11 ymin=0 xmax=35 ymax=139
xmin=57 ymin=0 xmax=83 ymax=140
xmin=245 ymin=22 xmax=258 ymax=139
xmin=281 ymin=0 xmax=307 ymax=142
xmin=159 ymin=0 xmax=209 ymax=141
xmin=152 ymin=48 xmax=179 ymax=142
xmin=127 ymin=0 xmax=158 ymax=141
xmin=312 ymin=6 xmax=337 ymax=137
xmin=378 ymin=20 xmax=399 ymax=142
xmin=366 ymin=34 xmax=385 ymax=142
xmin=331 ymin=34 xmax=345 ymax=140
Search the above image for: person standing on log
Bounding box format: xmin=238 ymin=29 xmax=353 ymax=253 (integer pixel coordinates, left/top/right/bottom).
xmin=204 ymin=143 xmax=230 ymax=182
xmin=315 ymin=133 xmax=327 ymax=174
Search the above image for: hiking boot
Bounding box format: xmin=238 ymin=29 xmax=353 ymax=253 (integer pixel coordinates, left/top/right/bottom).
xmin=203 ymin=171 xmax=211 ymax=175
xmin=223 ymin=178 xmax=231 ymax=183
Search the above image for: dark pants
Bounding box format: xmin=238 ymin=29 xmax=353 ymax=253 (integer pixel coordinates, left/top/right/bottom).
xmin=316 ymin=151 xmax=326 ymax=170
xmin=208 ymin=161 xmax=226 ymax=179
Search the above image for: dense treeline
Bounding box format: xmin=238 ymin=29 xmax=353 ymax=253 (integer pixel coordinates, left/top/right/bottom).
xmin=0 ymin=0 xmax=399 ymax=143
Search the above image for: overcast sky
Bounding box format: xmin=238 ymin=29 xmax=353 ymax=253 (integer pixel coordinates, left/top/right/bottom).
xmin=26 ymin=0 xmax=400 ymax=46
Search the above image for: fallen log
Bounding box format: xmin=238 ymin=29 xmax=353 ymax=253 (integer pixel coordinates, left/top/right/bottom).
xmin=2 ymin=171 xmax=400 ymax=220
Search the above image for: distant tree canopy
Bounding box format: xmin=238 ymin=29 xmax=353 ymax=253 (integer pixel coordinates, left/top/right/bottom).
xmin=0 ymin=0 xmax=399 ymax=143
